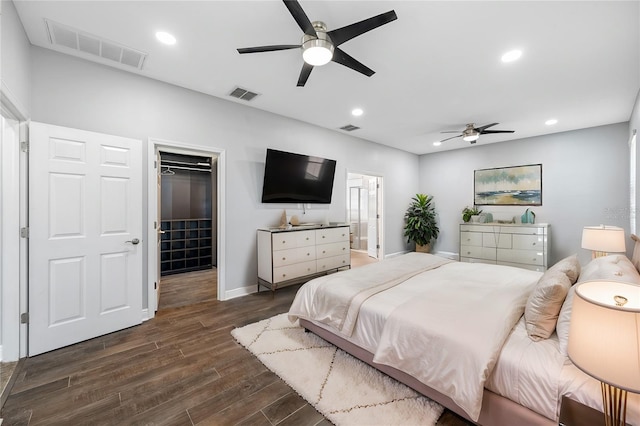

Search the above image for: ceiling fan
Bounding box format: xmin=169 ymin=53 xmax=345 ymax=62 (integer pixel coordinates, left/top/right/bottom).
xmin=236 ymin=0 xmax=397 ymax=87
xmin=439 ymin=123 xmax=515 ymax=144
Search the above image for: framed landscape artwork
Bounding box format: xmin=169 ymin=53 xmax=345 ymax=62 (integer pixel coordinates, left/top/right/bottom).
xmin=474 ymin=164 xmax=542 ymax=206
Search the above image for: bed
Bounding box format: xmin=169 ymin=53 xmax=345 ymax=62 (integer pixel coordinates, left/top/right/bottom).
xmin=288 ymin=240 xmax=640 ymax=425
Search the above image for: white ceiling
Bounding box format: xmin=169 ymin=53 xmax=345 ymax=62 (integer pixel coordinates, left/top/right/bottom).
xmin=13 ymin=1 xmax=640 ymax=155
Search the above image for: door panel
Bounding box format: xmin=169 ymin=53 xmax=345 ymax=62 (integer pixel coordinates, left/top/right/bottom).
xmin=29 ymin=122 xmax=143 ymax=356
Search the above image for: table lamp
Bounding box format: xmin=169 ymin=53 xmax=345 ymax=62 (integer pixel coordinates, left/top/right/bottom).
xmin=568 ymin=280 xmax=640 ymax=426
xmin=581 ymin=225 xmax=626 ymax=259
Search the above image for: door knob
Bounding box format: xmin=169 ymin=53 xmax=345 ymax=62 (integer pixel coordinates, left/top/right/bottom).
xmin=126 ymin=238 xmax=140 ymax=245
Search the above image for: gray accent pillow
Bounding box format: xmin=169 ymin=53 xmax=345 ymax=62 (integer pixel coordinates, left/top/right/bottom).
xmin=524 ymin=270 xmax=572 ymax=341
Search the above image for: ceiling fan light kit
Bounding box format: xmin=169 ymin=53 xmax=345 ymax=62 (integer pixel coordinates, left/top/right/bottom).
xmin=301 ymin=23 xmax=334 ymax=66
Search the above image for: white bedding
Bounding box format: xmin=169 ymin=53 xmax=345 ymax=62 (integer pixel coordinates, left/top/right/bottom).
xmin=289 ymin=254 xmax=542 ymax=421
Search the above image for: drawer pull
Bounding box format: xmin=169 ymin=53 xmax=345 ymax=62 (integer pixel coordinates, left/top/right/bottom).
xmin=322 ymin=250 xmax=326 ymax=254
xmin=282 ymin=274 xmax=286 ymax=278
xmin=307 ymin=252 xmax=310 ymax=256
xmin=306 ymin=237 xmax=310 ymax=240
xmin=282 ymin=257 xmax=286 ymax=261
xmin=322 ymin=236 xmax=326 ymax=239
xmin=342 ymin=247 xmax=346 ymax=251
xmin=532 ymin=242 xmax=536 ymax=246
xmin=467 ymin=251 xmax=471 ymax=255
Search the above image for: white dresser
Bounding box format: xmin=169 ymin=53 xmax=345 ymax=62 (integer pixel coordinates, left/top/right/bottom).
xmin=459 ymin=223 xmax=549 ymax=271
xmin=257 ymin=224 xmax=350 ymax=291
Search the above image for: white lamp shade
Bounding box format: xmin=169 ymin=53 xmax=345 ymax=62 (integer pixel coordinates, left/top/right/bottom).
xmin=581 ymin=225 xmax=626 ymax=253
xmin=568 ymin=280 xmax=640 ymax=393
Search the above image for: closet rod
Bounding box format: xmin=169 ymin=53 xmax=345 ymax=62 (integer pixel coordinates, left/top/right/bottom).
xmin=161 ymin=159 xmax=210 ymax=167
xmin=162 ymin=165 xmax=212 ymax=173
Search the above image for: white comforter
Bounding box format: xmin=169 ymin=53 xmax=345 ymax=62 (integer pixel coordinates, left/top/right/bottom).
xmin=289 ymin=254 xmax=542 ymax=421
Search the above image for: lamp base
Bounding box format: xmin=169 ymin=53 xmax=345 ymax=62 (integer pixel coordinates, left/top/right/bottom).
xmin=601 ymin=382 xmax=627 ymax=426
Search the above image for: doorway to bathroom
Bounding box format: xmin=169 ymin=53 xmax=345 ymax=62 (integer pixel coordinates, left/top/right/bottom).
xmin=347 ymin=172 xmax=382 ymax=261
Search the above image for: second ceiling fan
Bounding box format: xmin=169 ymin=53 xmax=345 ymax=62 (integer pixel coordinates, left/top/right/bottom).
xmin=237 ymin=0 xmax=397 ymax=87
xmin=440 ymin=123 xmax=515 ymax=144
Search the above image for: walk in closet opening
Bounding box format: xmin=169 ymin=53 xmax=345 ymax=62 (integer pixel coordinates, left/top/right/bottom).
xmin=158 ymin=151 xmax=218 ymax=309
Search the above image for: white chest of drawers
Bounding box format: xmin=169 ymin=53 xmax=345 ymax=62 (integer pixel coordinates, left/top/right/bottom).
xmin=257 ymin=225 xmax=350 ymax=291
xmin=459 ymin=223 xmax=549 ymax=271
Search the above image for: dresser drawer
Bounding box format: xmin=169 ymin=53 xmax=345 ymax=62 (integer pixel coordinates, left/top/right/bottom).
xmin=498 ymin=248 xmax=544 ymax=266
xmin=317 ymin=254 xmax=350 ymax=272
xmin=512 ymin=234 xmax=545 ymax=250
xmin=460 ymin=231 xmax=482 ymax=246
xmin=316 ymin=227 xmax=349 ymax=244
xmin=273 ymin=260 xmax=317 ymax=283
xmin=482 ymin=233 xmax=511 ymax=248
xmin=317 ymin=241 xmax=349 ymax=259
xmin=506 ymin=226 xmax=546 ymax=235
xmin=460 ymin=256 xmax=496 ymax=266
xmin=460 ymin=245 xmax=497 ymax=260
xmin=272 ymin=230 xmax=315 ymax=251
xmin=272 ymin=246 xmax=316 ymax=267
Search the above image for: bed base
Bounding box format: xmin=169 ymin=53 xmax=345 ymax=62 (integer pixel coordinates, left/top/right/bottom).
xmin=300 ymin=318 xmax=555 ymax=426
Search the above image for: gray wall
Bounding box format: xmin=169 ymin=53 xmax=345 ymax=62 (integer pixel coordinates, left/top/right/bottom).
xmin=419 ymin=122 xmax=630 ymax=266
xmin=631 ymin=89 xmax=640 ymax=234
xmin=30 ymin=47 xmax=420 ymax=297
xmin=1 ymin=0 xmax=31 ymax=115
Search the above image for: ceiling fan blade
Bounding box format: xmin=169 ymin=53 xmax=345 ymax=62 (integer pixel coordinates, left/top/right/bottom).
xmin=440 ymin=135 xmax=462 ymax=142
xmin=327 ymin=10 xmax=397 ymax=46
xmin=440 ymin=130 xmax=462 ymax=134
xmin=480 ymin=130 xmax=515 ymax=134
xmin=237 ymin=45 xmax=300 ymax=54
xmin=331 ymin=48 xmax=374 ymax=76
xmin=474 ymin=122 xmax=499 ymax=132
xmin=297 ymin=62 xmax=314 ymax=87
xmin=283 ymin=0 xmax=317 ymax=37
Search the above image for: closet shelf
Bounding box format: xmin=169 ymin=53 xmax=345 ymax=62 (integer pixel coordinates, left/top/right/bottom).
xmin=160 ymin=219 xmax=213 ymax=275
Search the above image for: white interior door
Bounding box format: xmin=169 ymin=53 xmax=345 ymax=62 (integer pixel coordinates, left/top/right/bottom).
xmin=367 ymin=178 xmax=378 ymax=258
xmin=29 ymin=122 xmax=143 ymax=356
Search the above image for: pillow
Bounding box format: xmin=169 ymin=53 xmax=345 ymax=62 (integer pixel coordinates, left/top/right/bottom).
xmin=556 ymin=254 xmax=640 ymax=356
xmin=524 ymin=270 xmax=572 ymax=341
xmin=547 ymin=254 xmax=581 ymax=284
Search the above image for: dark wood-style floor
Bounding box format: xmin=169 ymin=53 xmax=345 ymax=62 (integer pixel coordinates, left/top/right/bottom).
xmin=1 ymin=253 xmax=471 ymax=425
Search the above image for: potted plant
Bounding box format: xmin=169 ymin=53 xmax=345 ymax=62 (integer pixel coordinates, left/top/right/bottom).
xmin=404 ymin=193 xmax=439 ymax=252
xmin=462 ymin=206 xmax=482 ymax=223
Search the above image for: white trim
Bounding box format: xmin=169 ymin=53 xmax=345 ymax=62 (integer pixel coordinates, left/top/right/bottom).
xmin=1 ymin=115 xmax=22 ymax=361
xmin=433 ymin=250 xmax=459 ymax=260
xmin=345 ymin=170 xmax=385 ymax=260
xmin=385 ymin=250 xmax=411 ymax=259
xmin=141 ymin=308 xmax=150 ymax=321
xmin=147 ymin=138 xmax=226 ymax=314
xmin=224 ymin=285 xmax=256 ymax=300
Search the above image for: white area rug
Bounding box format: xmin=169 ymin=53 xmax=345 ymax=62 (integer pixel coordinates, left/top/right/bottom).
xmin=231 ymin=313 xmax=444 ymax=426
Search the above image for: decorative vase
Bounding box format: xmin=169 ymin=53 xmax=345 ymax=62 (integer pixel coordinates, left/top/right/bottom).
xmin=521 ymin=209 xmax=535 ymax=224
xmin=470 ymin=215 xmax=480 ymax=223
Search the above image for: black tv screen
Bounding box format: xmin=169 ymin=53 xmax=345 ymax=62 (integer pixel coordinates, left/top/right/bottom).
xmin=261 ymin=149 xmax=337 ymax=204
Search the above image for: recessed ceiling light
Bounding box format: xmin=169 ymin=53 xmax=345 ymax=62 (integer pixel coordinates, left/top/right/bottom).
xmin=545 ymin=118 xmax=558 ymax=126
xmin=351 ymin=108 xmax=364 ymax=117
xmin=501 ymin=49 xmax=522 ymax=63
xmin=156 ymin=31 xmax=176 ymax=46
xmin=433 ymin=141 xmax=442 ymax=147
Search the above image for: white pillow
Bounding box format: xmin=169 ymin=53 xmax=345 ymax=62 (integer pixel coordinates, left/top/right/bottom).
xmin=556 ymin=254 xmax=640 ymax=356
xmin=547 ymin=254 xmax=580 ymax=284
xmin=524 ymin=270 xmax=572 ymax=341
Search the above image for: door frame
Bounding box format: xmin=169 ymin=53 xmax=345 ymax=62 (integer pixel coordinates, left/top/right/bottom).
xmin=147 ymin=138 xmax=226 ymax=315
xmin=1 ymin=84 xmax=29 ymax=360
xmin=346 ymin=170 xmax=383 ymax=259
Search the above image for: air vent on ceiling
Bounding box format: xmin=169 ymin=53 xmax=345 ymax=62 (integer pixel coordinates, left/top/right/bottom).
xmin=229 ymin=87 xmax=260 ymax=101
xmin=340 ymin=124 xmax=360 ymax=132
xmin=45 ymin=19 xmax=147 ymax=69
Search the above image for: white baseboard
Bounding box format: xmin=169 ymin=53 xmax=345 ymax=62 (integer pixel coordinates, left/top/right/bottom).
xmin=385 ymin=250 xmax=411 ymax=259
xmin=141 ymin=308 xmax=150 ymax=322
xmin=433 ymin=251 xmax=459 ymax=260
xmin=223 ymin=284 xmax=256 ymax=301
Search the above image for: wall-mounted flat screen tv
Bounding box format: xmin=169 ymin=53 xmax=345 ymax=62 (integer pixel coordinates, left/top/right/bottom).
xmin=261 ymin=148 xmax=337 ymax=204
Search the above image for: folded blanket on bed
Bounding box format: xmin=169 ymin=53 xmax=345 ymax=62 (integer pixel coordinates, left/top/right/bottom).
xmin=372 ymin=262 xmax=539 ymax=421
xmin=289 ymin=253 xmax=452 ymax=336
